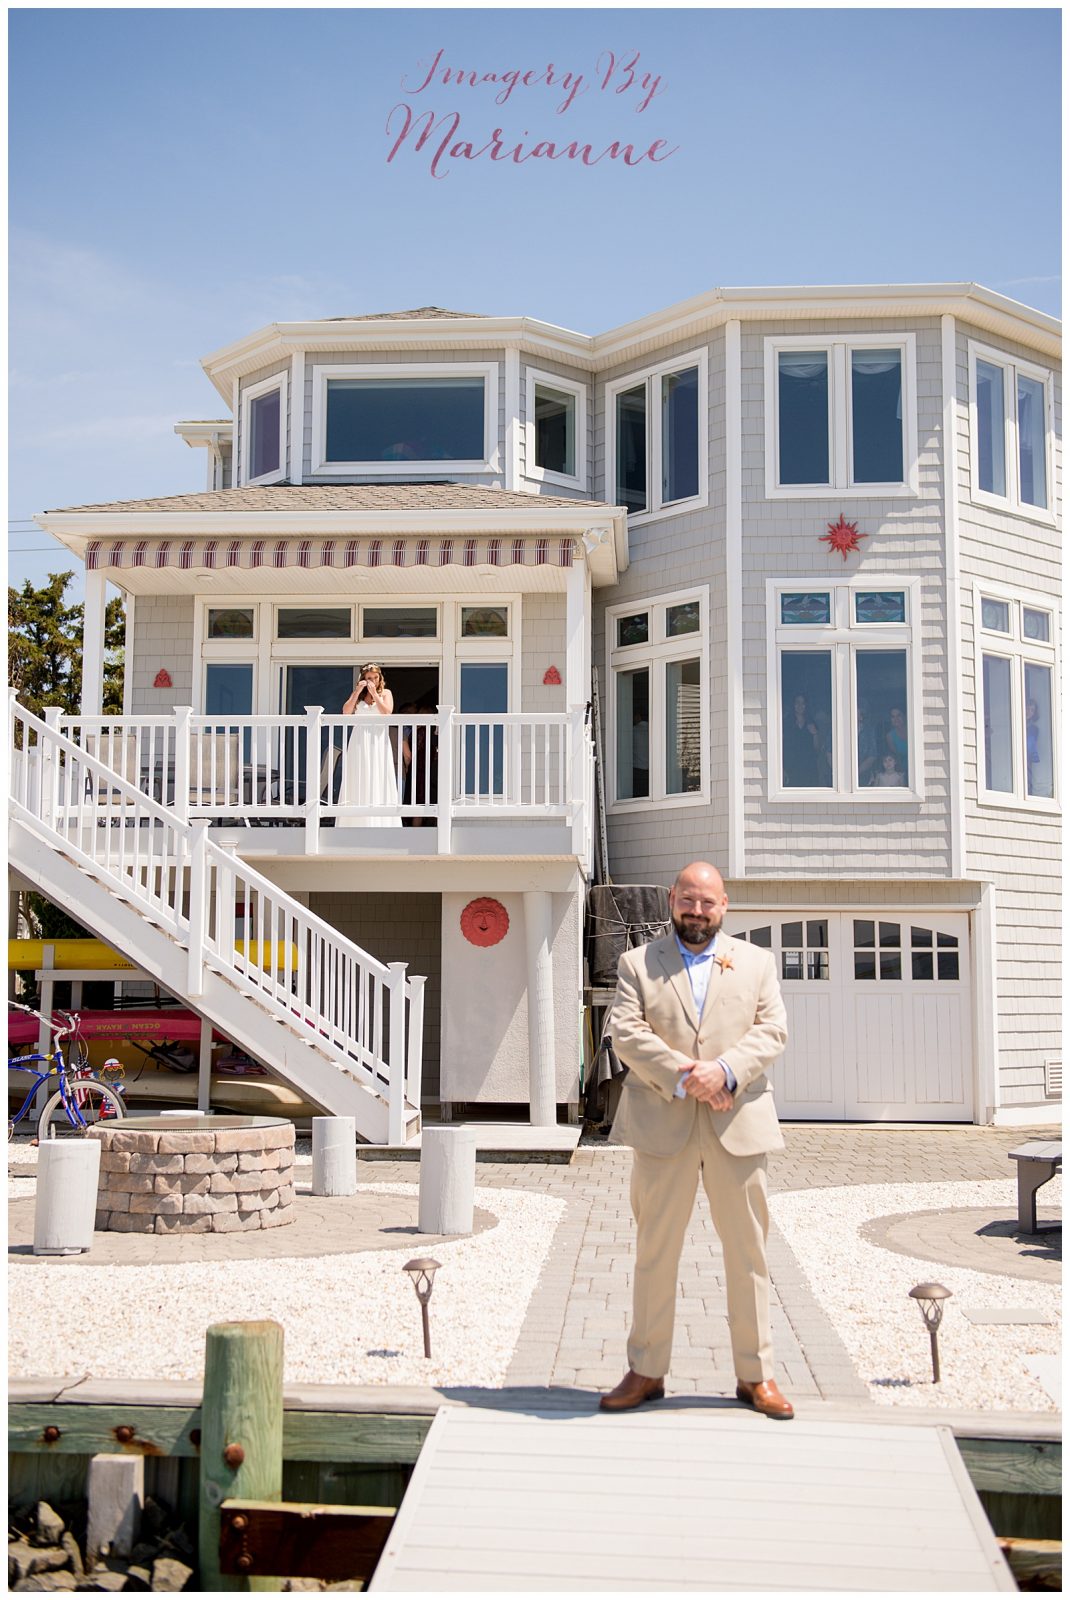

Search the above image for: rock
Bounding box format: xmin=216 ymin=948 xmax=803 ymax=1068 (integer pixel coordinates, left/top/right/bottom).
xmin=281 ymin=1581 xmax=324 ymax=1592
xmin=60 ymin=1533 xmax=83 ymax=1582
xmin=139 ymin=1498 xmax=173 ymax=1541
xmin=8 ymin=1541 xmax=69 ymax=1582
xmin=35 ymin=1504 xmax=65 ymax=1545
xmin=160 ymin=1526 xmax=193 ymax=1560
xmin=125 ymin=1563 xmax=152 ymax=1588
xmin=13 ymin=1574 xmax=78 ymax=1592
xmin=151 ymin=1556 xmax=193 ymax=1591
xmin=79 ymin=1575 xmax=128 ymax=1592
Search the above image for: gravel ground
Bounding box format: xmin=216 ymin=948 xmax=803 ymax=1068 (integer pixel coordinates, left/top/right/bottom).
xmin=770 ymin=1179 xmax=1061 ymax=1411
xmin=8 ymin=1181 xmax=565 ymax=1387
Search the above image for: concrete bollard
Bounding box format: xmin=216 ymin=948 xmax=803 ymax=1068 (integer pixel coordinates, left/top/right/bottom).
xmin=312 ymin=1116 xmax=358 ymax=1196
xmin=418 ymin=1126 xmax=476 ymax=1236
xmin=87 ymin=1454 xmax=144 ymax=1562
xmin=34 ymin=1138 xmax=102 ymax=1255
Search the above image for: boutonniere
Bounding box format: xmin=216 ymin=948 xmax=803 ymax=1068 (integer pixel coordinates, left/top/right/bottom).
xmin=715 ymin=952 xmax=734 ymax=972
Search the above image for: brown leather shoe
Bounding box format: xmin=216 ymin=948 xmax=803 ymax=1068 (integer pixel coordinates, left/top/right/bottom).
xmin=599 ymin=1369 xmax=666 ymax=1412
xmin=735 ymin=1379 xmax=794 ymax=1419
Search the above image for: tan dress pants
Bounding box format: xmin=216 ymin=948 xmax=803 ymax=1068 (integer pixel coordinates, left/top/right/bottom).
xmin=626 ymin=1106 xmax=773 ymax=1384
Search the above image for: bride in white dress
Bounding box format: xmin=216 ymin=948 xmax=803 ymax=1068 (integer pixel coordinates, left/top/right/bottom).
xmin=338 ymin=663 xmax=402 ymax=826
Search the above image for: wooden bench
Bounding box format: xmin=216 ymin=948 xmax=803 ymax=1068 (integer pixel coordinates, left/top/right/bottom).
xmin=1008 ymin=1140 xmax=1062 ymax=1233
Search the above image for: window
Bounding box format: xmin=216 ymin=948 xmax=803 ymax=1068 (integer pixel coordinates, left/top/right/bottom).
xmin=764 ymin=334 xmax=917 ymax=497
xmin=277 ymin=607 xmax=351 ymax=639
xmin=207 ymin=608 xmax=255 ymax=640
xmin=524 ymin=368 xmax=586 ymax=487
xmin=769 ymin=578 xmax=921 ymax=799
xmin=363 ymin=607 xmax=439 ymax=639
xmin=460 ymin=606 xmax=508 ymax=639
xmin=607 ymin=588 xmax=709 ymax=808
xmin=241 ymin=373 xmax=287 ymax=486
xmin=977 ymin=588 xmax=1058 ymax=807
xmin=311 ymin=362 xmax=498 ymax=474
xmin=606 ymin=350 xmax=708 ymax=521
xmin=968 ymin=341 xmax=1054 ymax=518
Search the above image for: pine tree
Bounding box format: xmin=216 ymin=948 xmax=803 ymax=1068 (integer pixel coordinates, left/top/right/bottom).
xmin=8 ymin=570 xmax=124 ymax=714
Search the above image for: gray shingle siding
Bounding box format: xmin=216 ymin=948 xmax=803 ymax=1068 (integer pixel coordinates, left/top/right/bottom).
xmin=129 ymin=595 xmax=195 ymax=712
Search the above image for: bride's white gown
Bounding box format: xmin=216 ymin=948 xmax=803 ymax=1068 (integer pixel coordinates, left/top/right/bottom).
xmin=338 ymin=703 xmax=402 ymax=825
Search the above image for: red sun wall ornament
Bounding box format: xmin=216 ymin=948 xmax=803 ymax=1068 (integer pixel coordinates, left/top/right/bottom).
xmin=153 ymin=669 xmax=173 ymax=688
xmin=543 ymin=665 xmax=562 ymax=686
xmin=820 ymin=515 xmax=866 ymax=561
xmin=460 ymin=898 xmax=510 ymax=948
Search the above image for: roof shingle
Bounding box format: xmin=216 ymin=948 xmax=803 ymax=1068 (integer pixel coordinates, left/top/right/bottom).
xmin=316 ymin=307 xmax=491 ymax=322
xmin=46 ymin=482 xmax=613 ymax=515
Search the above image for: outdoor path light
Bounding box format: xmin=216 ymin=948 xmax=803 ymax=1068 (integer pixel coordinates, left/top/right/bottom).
xmin=403 ymin=1257 xmax=441 ymax=1358
xmin=909 ymin=1282 xmax=952 ymax=1383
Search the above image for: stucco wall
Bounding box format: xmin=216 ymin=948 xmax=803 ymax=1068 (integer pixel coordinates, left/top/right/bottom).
xmin=439 ymin=890 xmax=580 ymax=1105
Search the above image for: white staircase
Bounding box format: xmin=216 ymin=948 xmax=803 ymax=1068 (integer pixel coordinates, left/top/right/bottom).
xmin=9 ymin=701 xmax=424 ymax=1144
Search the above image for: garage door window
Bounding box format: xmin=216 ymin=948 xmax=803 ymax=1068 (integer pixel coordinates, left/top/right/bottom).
xmin=781 ymin=920 xmax=829 ymax=981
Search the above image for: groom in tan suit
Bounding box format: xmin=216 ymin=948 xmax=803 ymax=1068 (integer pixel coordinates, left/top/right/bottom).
xmin=601 ymin=861 xmax=793 ymax=1418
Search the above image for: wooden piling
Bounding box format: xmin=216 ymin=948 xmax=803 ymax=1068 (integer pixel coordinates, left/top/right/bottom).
xmin=199 ymin=1321 xmax=284 ymax=1593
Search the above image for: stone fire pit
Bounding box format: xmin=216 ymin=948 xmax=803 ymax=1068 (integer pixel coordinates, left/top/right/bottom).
xmin=91 ymin=1116 xmax=295 ymax=1235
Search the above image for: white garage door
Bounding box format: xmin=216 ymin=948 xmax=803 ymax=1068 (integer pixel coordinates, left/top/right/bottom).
xmin=726 ymin=912 xmax=973 ymax=1122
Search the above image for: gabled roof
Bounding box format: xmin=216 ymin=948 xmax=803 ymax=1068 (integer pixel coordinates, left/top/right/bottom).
xmin=44 ymin=482 xmax=616 ymax=516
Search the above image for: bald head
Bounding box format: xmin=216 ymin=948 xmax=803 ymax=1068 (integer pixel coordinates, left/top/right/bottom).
xmin=669 ymin=862 xmax=728 ymax=950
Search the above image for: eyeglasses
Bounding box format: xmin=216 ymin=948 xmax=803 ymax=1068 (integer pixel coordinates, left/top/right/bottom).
xmin=675 ymin=896 xmax=722 ymax=912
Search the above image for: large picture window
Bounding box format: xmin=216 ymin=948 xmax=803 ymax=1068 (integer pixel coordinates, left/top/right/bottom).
xmin=977 ymin=587 xmax=1058 ymax=807
xmin=968 ymin=341 xmax=1054 ymax=519
xmin=311 ymin=362 xmax=498 ymax=475
xmin=769 ymin=579 xmax=921 ymax=799
xmin=607 ymin=588 xmax=708 ymax=809
xmin=606 ymin=350 xmax=707 ymax=521
xmin=764 ymin=334 xmax=917 ymax=498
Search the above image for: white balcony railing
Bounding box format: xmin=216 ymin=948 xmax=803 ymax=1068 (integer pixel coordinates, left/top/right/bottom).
xmin=45 ymin=705 xmax=592 ymax=857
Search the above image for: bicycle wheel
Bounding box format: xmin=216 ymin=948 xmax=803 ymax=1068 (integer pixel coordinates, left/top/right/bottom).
xmin=38 ymin=1079 xmax=125 ymax=1139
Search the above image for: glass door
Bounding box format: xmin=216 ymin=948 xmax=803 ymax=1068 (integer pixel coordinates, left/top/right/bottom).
xmin=460 ymin=662 xmax=508 ymax=796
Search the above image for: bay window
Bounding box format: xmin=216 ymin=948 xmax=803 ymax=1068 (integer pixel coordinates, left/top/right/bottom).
xmin=765 ymin=334 xmax=917 ymax=497
xmin=608 ymin=588 xmax=708 ymax=808
xmin=241 ymin=373 xmax=287 ymax=486
xmin=969 ymin=341 xmax=1054 ymax=518
xmin=607 ymin=350 xmax=707 ymax=520
xmin=977 ymin=588 xmax=1058 ymax=806
xmin=525 ymin=368 xmax=586 ymax=487
xmin=769 ymin=579 xmax=921 ymax=799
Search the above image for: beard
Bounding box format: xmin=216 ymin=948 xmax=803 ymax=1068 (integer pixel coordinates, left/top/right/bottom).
xmin=671 ymin=907 xmax=723 ymax=948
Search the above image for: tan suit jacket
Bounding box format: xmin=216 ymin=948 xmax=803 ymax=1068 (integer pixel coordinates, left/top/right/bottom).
xmin=608 ymin=931 xmax=788 ymax=1158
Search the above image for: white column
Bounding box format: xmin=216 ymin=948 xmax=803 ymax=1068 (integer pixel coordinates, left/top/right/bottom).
xmin=81 ymin=569 xmax=107 ymax=716
xmin=724 ymin=319 xmax=745 ymax=880
xmin=973 ymin=884 xmax=1000 ymax=1125
xmin=941 ymin=314 xmax=965 ymax=881
xmin=565 ymin=555 xmax=587 ymax=709
xmin=523 ymin=889 xmax=557 ymax=1127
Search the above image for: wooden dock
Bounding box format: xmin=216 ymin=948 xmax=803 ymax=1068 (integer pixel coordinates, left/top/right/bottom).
xmin=369 ymin=1408 xmax=1017 ymax=1591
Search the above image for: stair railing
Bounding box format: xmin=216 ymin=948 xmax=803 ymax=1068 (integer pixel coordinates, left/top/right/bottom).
xmin=9 ymin=697 xmax=424 ymax=1139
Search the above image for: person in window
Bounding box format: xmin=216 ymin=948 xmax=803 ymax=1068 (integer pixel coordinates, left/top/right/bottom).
xmin=856 ymin=700 xmax=879 ymax=786
xmin=782 ymin=694 xmax=824 ymax=787
xmin=885 ymin=707 xmax=909 ymax=778
xmin=339 ymin=664 xmax=402 ymax=826
xmin=871 ymin=753 xmax=906 ymax=787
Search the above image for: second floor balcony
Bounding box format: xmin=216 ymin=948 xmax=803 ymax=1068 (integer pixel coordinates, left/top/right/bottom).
xmin=22 ymin=704 xmax=594 ymax=866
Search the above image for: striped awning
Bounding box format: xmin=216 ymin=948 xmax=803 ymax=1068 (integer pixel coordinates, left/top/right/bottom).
xmin=86 ymin=535 xmax=578 ymax=573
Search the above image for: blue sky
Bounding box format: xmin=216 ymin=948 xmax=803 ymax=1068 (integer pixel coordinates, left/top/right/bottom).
xmin=8 ymin=6 xmax=1061 ymax=593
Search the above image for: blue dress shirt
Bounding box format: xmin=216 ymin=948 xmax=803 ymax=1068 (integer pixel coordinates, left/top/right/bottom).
xmin=673 ymin=932 xmax=737 ymax=1098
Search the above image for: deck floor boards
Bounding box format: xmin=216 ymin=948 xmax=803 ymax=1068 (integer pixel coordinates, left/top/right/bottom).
xmin=369 ymin=1409 xmax=1016 ymax=1592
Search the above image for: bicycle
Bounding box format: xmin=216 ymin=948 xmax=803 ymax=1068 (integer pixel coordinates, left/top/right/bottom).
xmin=8 ymin=1003 xmax=126 ymax=1140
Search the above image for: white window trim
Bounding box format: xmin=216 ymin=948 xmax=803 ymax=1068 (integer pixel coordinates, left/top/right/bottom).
xmin=605 ymin=348 xmax=709 ymax=525
xmin=967 ymin=339 xmax=1056 ymax=526
xmin=763 ymin=332 xmax=919 ymax=499
xmin=309 ymin=361 xmax=500 ymax=476
xmin=973 ymin=580 xmax=1060 ymax=815
xmin=240 ymin=372 xmax=288 ymax=487
xmin=606 ymin=585 xmax=710 ymax=813
xmin=523 ymin=366 xmax=587 ymax=490
xmin=766 ymin=575 xmax=925 ymax=802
